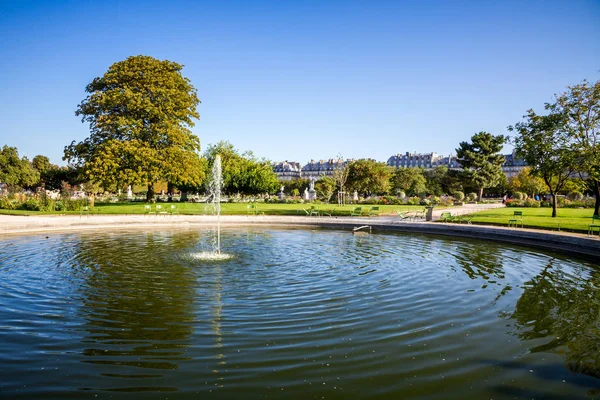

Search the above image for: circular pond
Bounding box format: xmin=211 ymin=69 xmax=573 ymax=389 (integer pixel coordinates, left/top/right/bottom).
xmin=0 ymin=228 xmax=599 ymax=399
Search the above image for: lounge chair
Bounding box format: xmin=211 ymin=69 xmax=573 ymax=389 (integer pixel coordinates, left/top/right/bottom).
xmin=458 ymin=214 xmax=474 ymax=224
xmin=396 ymin=211 xmax=412 ymax=222
xmin=589 ymin=215 xmax=600 ymax=236
xmin=350 ymin=207 xmax=363 ymax=217
xmin=368 ymin=206 xmax=381 ymax=217
xmin=247 ymin=204 xmax=258 ymax=216
xmin=440 ymin=211 xmax=454 ymax=223
xmin=508 ymin=211 xmax=523 ymax=228
xmin=303 ymin=205 xmax=319 ymax=217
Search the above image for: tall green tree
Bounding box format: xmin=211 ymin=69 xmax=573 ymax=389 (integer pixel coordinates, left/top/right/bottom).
xmin=547 ymin=80 xmax=600 ymax=216
xmin=456 ymin=132 xmax=506 ymax=201
xmin=510 ymin=111 xmax=577 ymax=217
xmin=64 ymin=55 xmax=205 ymax=201
xmin=0 ymin=145 xmax=40 ymax=190
xmin=390 ymin=167 xmax=426 ymax=196
xmin=346 ymin=159 xmax=391 ymax=196
xmin=204 ymin=141 xmax=278 ymax=195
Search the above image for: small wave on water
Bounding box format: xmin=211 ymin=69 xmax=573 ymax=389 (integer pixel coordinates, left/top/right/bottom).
xmin=188 ymin=251 xmax=235 ymax=261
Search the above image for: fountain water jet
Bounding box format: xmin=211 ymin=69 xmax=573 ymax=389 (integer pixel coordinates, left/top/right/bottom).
xmin=191 ymin=154 xmax=233 ymax=261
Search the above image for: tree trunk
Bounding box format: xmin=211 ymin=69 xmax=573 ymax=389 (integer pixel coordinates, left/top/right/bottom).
xmin=181 ymin=191 xmax=188 ymax=202
xmin=592 ymin=179 xmax=600 ymax=217
xmin=167 ymin=182 xmax=174 ymax=202
xmin=478 ymin=187 xmax=484 ymax=202
xmin=551 ymin=191 xmax=557 ymax=218
xmin=146 ymin=184 xmax=155 ymax=202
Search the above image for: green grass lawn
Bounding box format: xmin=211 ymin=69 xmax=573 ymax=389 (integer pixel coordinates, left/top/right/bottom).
xmin=2 ymin=202 xmax=596 ymax=234
xmin=0 ymin=202 xmax=425 ymax=217
xmin=464 ymin=207 xmax=597 ymax=233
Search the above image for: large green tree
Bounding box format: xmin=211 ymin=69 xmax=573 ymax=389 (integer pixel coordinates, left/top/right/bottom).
xmin=390 ymin=167 xmax=426 ymax=196
xmin=346 ymin=159 xmax=391 ymax=196
xmin=456 ymin=132 xmax=506 ymax=201
xmin=547 ymin=80 xmax=600 ymax=216
xmin=64 ymin=55 xmax=205 ymax=201
xmin=510 ymin=111 xmax=577 ymax=217
xmin=204 ymin=141 xmax=278 ymax=195
xmin=0 ymin=145 xmax=40 ymax=190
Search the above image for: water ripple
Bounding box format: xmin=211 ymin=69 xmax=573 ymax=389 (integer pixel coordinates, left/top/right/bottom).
xmin=0 ymin=228 xmax=598 ymax=399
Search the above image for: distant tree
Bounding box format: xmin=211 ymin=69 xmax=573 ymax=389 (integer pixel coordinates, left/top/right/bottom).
xmin=547 ymin=80 xmax=600 ymax=216
xmin=280 ymin=178 xmax=309 ymax=196
xmin=390 ymin=167 xmax=427 ymax=196
xmin=65 ymin=55 xmax=204 ymax=201
xmin=510 ymin=111 xmax=577 ymax=217
xmin=347 ymin=159 xmax=391 ymax=196
xmin=331 ymin=157 xmax=350 ymax=205
xmin=508 ymin=167 xmax=546 ymax=199
xmin=456 ymin=132 xmax=506 ymax=201
xmin=204 ymin=141 xmax=278 ymax=195
xmin=315 ymin=176 xmax=336 ymax=203
xmin=0 ymin=145 xmax=39 ymax=190
xmin=32 ymin=155 xmax=53 ymax=175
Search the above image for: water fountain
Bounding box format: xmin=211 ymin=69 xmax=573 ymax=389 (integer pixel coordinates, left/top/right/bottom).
xmin=191 ymin=154 xmax=233 ymax=261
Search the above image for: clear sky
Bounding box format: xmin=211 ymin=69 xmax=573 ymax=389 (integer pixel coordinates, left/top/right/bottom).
xmin=0 ymin=0 xmax=599 ymax=166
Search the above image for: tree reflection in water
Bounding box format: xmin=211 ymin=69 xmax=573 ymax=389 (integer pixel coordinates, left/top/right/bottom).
xmin=511 ymin=260 xmax=600 ymax=378
xmin=71 ymin=230 xmax=201 ymax=390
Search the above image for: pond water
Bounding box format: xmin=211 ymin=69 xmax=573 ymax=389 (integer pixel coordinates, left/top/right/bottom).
xmin=0 ymin=228 xmax=599 ymax=399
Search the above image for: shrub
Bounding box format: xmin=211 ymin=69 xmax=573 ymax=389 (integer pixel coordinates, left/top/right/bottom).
xmin=467 ymin=192 xmax=478 ymax=202
xmin=407 ymin=196 xmax=421 ymax=206
xmin=523 ymin=198 xmax=540 ymax=208
xmin=567 ymin=191 xmax=584 ymax=201
xmin=397 ymin=191 xmax=406 ymax=200
xmin=453 ymin=191 xmax=465 ymax=202
xmin=439 ymin=196 xmax=454 ymax=207
xmin=512 ymin=192 xmax=525 ymax=200
xmin=420 ymin=198 xmax=431 ymax=206
xmin=0 ymin=195 xmax=18 ymax=210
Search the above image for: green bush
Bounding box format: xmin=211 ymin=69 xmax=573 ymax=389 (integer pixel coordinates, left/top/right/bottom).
xmin=467 ymin=192 xmax=478 ymax=202
xmin=453 ymin=191 xmax=465 ymax=202
xmin=567 ymin=191 xmax=584 ymax=201
xmin=524 ymin=198 xmax=540 ymax=208
xmin=397 ymin=191 xmax=406 ymax=200
xmin=0 ymin=195 xmax=18 ymax=210
xmin=407 ymin=196 xmax=421 ymax=205
xmin=512 ymin=192 xmax=525 ymax=200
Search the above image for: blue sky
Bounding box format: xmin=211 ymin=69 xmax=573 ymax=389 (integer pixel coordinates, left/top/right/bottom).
xmin=0 ymin=0 xmax=599 ymax=165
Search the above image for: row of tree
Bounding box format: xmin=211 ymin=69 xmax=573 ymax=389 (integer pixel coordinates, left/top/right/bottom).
xmin=2 ymin=54 xmax=597 ymax=218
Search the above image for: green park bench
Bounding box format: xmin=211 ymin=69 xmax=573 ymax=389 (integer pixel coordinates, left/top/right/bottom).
xmin=508 ymin=211 xmax=523 ymax=228
xmin=589 ymin=215 xmax=600 ymax=237
xmin=350 ymin=207 xmax=363 ymax=217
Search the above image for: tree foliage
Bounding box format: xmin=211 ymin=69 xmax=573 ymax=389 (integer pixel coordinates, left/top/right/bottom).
xmin=204 ymin=141 xmax=278 ymax=195
xmin=548 ymin=79 xmax=600 ymax=215
xmin=315 ymin=176 xmax=336 ymax=203
xmin=390 ymin=167 xmax=427 ymax=196
xmin=456 ymin=132 xmax=506 ymax=201
xmin=507 ymin=167 xmax=546 ymax=198
xmin=510 ymin=111 xmax=577 ymax=217
xmin=64 ymin=55 xmax=205 ymax=200
xmin=346 ymin=159 xmax=391 ymax=196
xmin=0 ymin=145 xmax=39 ymax=189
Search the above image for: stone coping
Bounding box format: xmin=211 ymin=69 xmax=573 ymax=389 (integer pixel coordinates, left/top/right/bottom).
xmin=0 ymin=214 xmax=598 ymax=259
